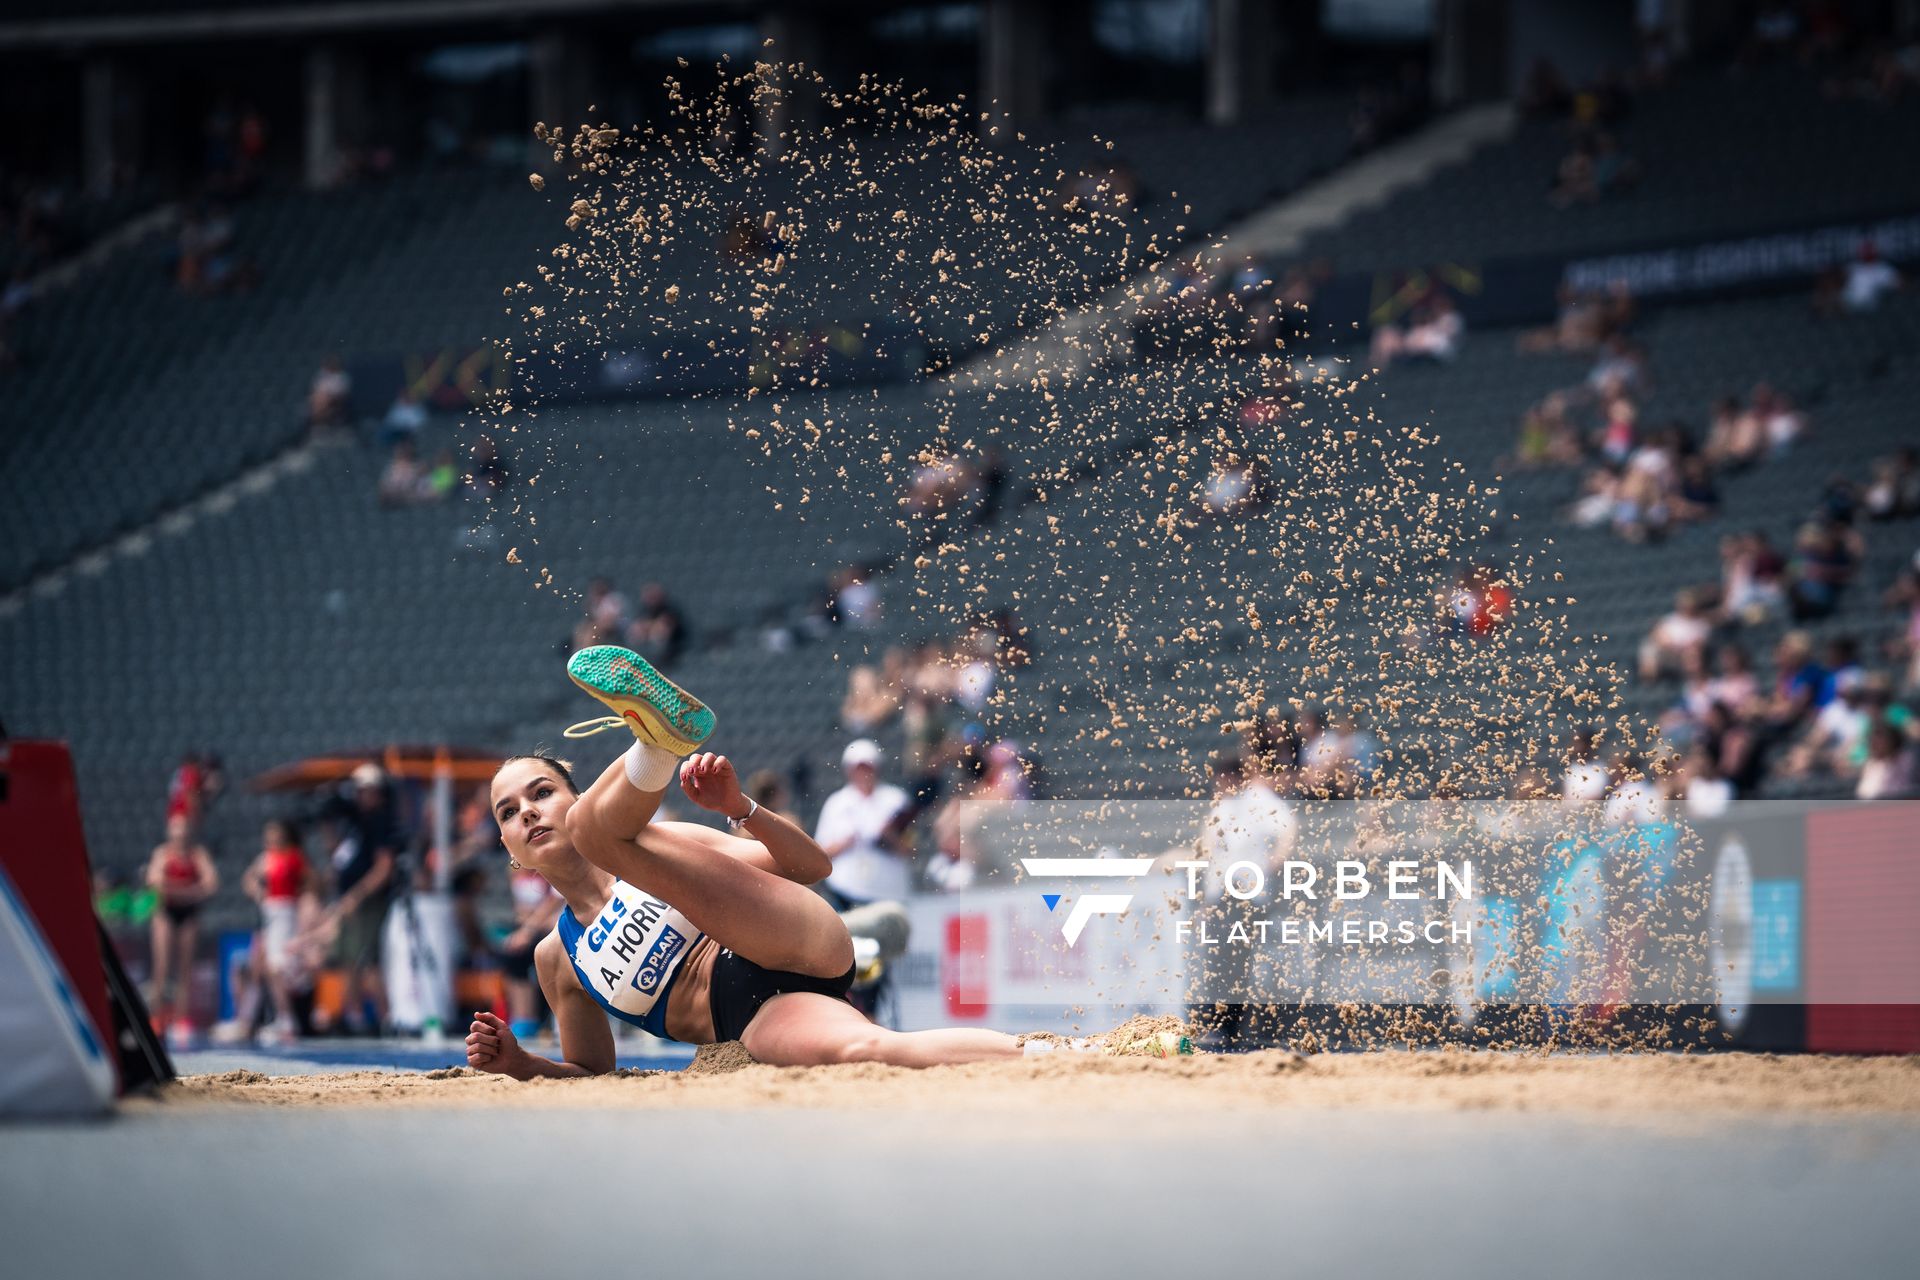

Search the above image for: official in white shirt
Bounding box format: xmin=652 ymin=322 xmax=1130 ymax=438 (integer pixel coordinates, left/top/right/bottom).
xmin=814 ymin=739 xmax=913 ymax=905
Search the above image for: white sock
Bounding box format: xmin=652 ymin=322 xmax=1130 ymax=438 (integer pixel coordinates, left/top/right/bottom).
xmin=623 ymin=741 xmax=678 ymax=793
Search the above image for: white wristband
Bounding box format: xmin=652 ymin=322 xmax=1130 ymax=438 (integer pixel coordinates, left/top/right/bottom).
xmin=728 ymin=797 xmax=759 ymax=829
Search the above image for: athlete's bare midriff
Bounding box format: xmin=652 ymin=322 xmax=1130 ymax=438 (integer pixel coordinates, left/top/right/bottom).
xmin=662 ymin=935 xmax=719 ymax=1044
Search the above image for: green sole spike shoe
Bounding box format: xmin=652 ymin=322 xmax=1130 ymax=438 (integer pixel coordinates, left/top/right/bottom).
xmin=564 ymin=646 xmax=715 ymax=754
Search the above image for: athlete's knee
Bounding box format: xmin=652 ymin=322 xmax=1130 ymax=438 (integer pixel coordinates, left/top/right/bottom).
xmin=833 ymin=1029 xmax=896 ymax=1065
xmin=563 ymin=791 xmax=602 ymax=844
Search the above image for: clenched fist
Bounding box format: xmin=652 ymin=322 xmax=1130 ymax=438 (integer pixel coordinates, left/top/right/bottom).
xmin=466 ymin=1010 xmax=526 ymax=1077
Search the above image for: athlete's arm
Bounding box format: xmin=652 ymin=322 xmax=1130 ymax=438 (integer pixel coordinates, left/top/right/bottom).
xmin=465 ymin=934 xmax=616 ymax=1079
xmin=675 ymin=753 xmax=834 ymax=884
xmin=241 ymin=854 xmax=267 ymax=903
xmin=192 ymin=847 xmax=220 ymax=900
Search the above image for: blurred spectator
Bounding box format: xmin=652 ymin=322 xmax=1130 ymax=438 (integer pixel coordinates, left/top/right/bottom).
xmin=174 ymin=202 xmax=251 ymax=294
xmin=627 ymin=581 xmax=687 ymax=668
xmin=1562 ymin=729 xmax=1611 ymax=808
xmin=500 ymin=860 xmax=562 ymax=1040
xmin=1720 ymin=530 xmax=1788 ymax=624
xmin=1749 ymin=383 xmax=1805 ymax=455
xmin=1857 ymin=721 xmax=1917 ymax=798
xmin=1586 ymin=334 xmax=1647 ymax=400
xmin=1746 ymin=2 xmax=1801 ymax=61
xmin=145 ymin=813 xmax=218 ymax=1039
xmin=1781 ymin=669 xmax=1873 ymax=779
xmin=816 ymin=740 xmax=912 ymax=906
xmin=841 ymin=663 xmax=901 ymax=735
xmin=1597 ymin=395 xmax=1638 ymax=466
xmin=830 ymin=564 xmax=883 ymax=628
xmin=241 ymin=819 xmax=317 ymax=1043
xmin=1886 ymin=560 xmax=1920 ymax=692
xmin=378 ymin=441 xmax=424 ymax=507
xmin=381 ymin=388 xmax=428 ymax=447
xmin=745 ymin=769 xmax=798 ymax=822
xmin=1603 ymin=756 xmax=1666 ymax=827
xmin=1369 ymin=292 xmax=1463 ymax=368
xmin=467 ymin=436 xmax=510 ymax=494
xmin=319 ymin=763 xmax=396 ymax=1034
xmin=308 ymin=355 xmax=353 ymax=432
xmin=901 ymin=685 xmax=954 ymax=797
xmin=419 ymin=448 xmax=459 ymax=502
xmin=1203 ymin=754 xmax=1298 ymax=873
xmin=951 ymin=626 xmax=998 ymax=715
xmin=1865 ymin=449 xmax=1920 ymax=520
xmin=1785 ymin=518 xmax=1862 ymax=620
xmin=1519 ymin=282 xmax=1634 ymax=355
xmin=1679 ymin=747 xmax=1734 ymax=818
xmin=571 ymin=576 xmax=629 ymax=653
xmin=1198 ymin=449 xmax=1267 ymax=519
xmin=1704 ymin=393 xmax=1764 ymax=469
xmin=1840 ymin=242 xmax=1902 ymax=312
xmin=1590 ymin=132 xmax=1641 ymax=196
xmin=1761 ymin=630 xmax=1833 ymax=729
xmin=1684 ymin=643 xmax=1761 ymax=721
xmin=165 ymin=749 xmax=221 ymax=830
xmin=1061 ymin=158 xmax=1140 ymax=213
xmin=978 ymin=738 xmax=1033 ymax=806
xmin=1639 ymin=590 xmax=1712 ymax=681
xmin=905 ymin=452 xmax=985 ymax=535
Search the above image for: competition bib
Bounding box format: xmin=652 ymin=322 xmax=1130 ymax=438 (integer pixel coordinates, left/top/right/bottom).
xmin=559 ymin=879 xmax=703 ymax=1032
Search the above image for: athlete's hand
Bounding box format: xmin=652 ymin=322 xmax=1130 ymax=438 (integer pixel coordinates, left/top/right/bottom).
xmin=466 ymin=1011 xmax=524 ymax=1077
xmin=679 ymin=752 xmax=748 ymax=819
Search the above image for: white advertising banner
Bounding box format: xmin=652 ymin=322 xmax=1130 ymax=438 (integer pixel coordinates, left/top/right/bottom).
xmin=894 ymin=886 xmax=1182 ymax=1034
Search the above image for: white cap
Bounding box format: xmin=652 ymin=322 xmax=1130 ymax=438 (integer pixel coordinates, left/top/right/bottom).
xmin=350 ymin=763 xmax=386 ymax=789
xmin=841 ymin=739 xmax=882 ymax=771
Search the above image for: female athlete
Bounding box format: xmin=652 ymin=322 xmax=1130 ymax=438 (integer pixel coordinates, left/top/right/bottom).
xmin=465 ymin=645 xmax=1046 ymax=1076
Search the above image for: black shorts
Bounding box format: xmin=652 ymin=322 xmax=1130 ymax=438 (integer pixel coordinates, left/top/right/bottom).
xmin=162 ymin=900 xmax=201 ymax=927
xmin=707 ymin=948 xmax=856 ymax=1043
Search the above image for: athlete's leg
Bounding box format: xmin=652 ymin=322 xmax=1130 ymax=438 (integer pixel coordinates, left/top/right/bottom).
xmin=558 ymin=643 xmax=847 ymax=975
xmin=565 ymin=809 xmax=852 ymax=978
xmin=175 ymin=917 xmax=199 ymax=1023
xmin=568 ymin=747 xmax=672 ymax=847
xmin=741 ymin=991 xmax=1023 ymax=1066
xmin=149 ymin=912 xmax=175 ymax=1020
xmin=561 ymin=641 xmax=711 ymax=857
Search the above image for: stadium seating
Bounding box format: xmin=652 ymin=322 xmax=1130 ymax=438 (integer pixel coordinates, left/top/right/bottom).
xmin=4 ymin=75 xmax=1917 ymax=917
xmin=1302 ymin=65 xmax=1920 ymax=271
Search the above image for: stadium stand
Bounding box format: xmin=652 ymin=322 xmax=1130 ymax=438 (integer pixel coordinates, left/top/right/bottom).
xmin=4 ymin=62 xmax=1918 ymax=924
xmin=1302 ymin=63 xmax=1920 ymax=271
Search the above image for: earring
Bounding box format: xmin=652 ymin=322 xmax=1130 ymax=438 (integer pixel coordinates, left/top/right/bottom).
xmin=507 ymin=857 xmax=523 ymax=870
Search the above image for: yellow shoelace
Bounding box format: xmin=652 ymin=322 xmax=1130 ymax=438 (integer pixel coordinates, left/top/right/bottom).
xmin=563 ymin=716 xmax=625 ymax=739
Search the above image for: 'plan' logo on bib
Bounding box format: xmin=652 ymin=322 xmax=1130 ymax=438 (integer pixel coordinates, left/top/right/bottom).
xmin=632 ymin=926 xmax=688 ymax=994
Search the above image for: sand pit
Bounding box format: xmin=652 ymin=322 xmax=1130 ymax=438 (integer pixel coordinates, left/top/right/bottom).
xmin=160 ymin=1046 xmax=1920 ymax=1117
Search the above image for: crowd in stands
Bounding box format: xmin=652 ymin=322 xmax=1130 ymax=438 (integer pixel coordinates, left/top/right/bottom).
xmin=1517 ymin=59 xmax=1642 ymax=210
xmin=1132 ymin=250 xmax=1329 ymax=359
xmin=1506 ymin=286 xmax=1820 ymax=544
xmin=829 ymin=607 xmax=1036 ymax=893
xmin=1812 ymin=242 xmax=1906 ymax=317
xmin=171 ymin=201 xmax=258 ymax=295
xmin=1631 ymin=456 xmax=1920 ymax=802
xmin=568 ymin=576 xmax=690 ymax=669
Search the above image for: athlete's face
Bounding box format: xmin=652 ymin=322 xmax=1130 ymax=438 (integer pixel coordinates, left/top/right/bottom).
xmin=491 ymin=759 xmax=578 ymax=872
